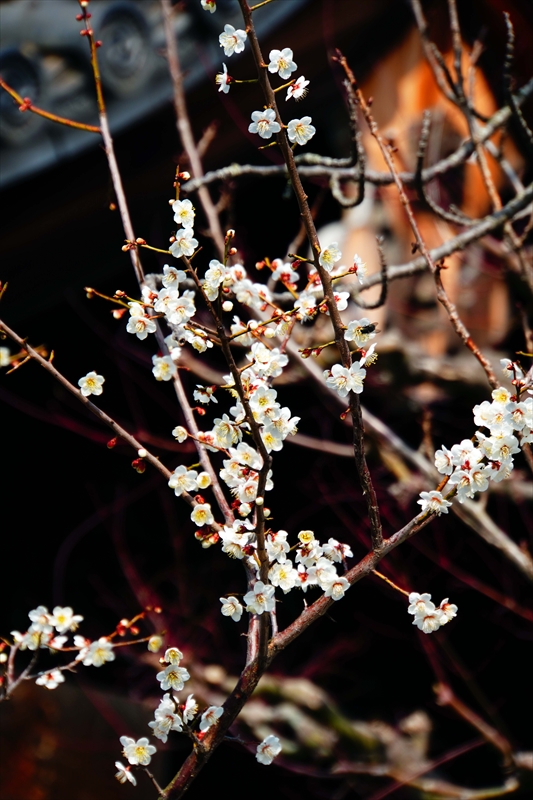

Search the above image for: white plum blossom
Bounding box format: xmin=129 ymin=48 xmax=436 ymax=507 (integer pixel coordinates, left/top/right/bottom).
xmin=172 ymin=425 xmax=188 ymax=442
xmin=191 ymin=503 xmax=214 ymax=527
xmin=256 ymin=735 xmax=282 ymax=765
xmin=200 ymin=705 xmax=224 ymax=731
xmin=318 ymin=242 xmax=342 ymax=272
xmin=162 ymin=264 xmax=187 ymax=288
xmin=268 ymin=561 xmax=299 ymax=593
xmin=164 ymin=647 xmax=184 ymax=665
xmin=287 ymin=116 xmax=316 ymax=146
xmin=148 ymin=693 xmax=183 ymax=742
xmin=120 ymin=736 xmax=156 ymax=766
xmin=322 ymin=538 xmax=353 ymax=562
xmin=172 ymin=199 xmax=195 ymax=229
xmin=219 ymin=24 xmax=247 ymax=57
xmin=417 ymin=490 xmax=452 ymax=515
xmin=434 ymin=445 xmax=454 ymax=475
xmin=323 ymin=575 xmax=350 ymax=600
xmin=324 ymin=362 xmax=366 ymax=397
xmin=156 ymin=664 xmax=190 ymax=691
xmin=83 ymin=637 xmax=115 ymax=667
xmin=170 ymin=228 xmax=198 ymax=258
xmin=152 ymin=355 xmax=177 ymax=382
xmin=168 ymin=465 xmax=198 ymax=496
xmin=35 ymin=669 xmax=65 ymax=690
xmin=344 ymin=318 xmax=377 ymax=348
xmin=216 ymin=63 xmax=231 ymax=93
xmin=286 ymin=75 xmax=309 ymax=101
xmin=352 ymin=254 xmax=367 ymax=282
xmin=407 ymin=592 xmax=457 ymax=634
xmin=248 ymin=108 xmax=281 ymax=139
xmin=126 ymin=303 xmax=157 ymax=340
xmin=182 ymin=694 xmax=198 ymax=723
xmin=115 ymin=761 xmax=137 ymax=786
xmin=49 ymin=606 xmax=83 ymax=633
xmin=244 ymin=581 xmax=276 ymax=615
xmin=220 ymin=596 xmax=243 ymax=622
xmin=268 ymin=48 xmax=297 ymax=80
xmin=28 ymin=606 xmax=53 ymax=633
xmin=0 ymin=346 xmax=10 ymax=367
xmin=78 ymin=371 xmax=105 ymax=397
xmin=201 ymin=0 xmax=216 ymax=12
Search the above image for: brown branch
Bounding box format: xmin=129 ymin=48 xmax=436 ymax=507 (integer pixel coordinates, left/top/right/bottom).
xmin=181 ymin=81 xmax=533 ymax=193
xmin=335 ymin=52 xmax=500 ymax=390
xmin=0 ymin=77 xmax=101 ymax=133
xmin=0 ymin=319 xmax=172 ymax=482
xmin=435 ymin=683 xmax=515 ymax=770
xmin=160 ymin=0 xmax=225 ymax=258
xmin=236 ymin=1 xmax=383 ymax=554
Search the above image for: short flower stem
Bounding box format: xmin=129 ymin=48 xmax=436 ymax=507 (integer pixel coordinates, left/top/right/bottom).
xmin=273 ymin=79 xmax=295 ymax=93
xmin=232 ymin=78 xmax=259 ymax=85
xmin=250 ymin=0 xmax=276 ymax=10
xmin=372 ymin=569 xmax=410 ymax=597
xmin=139 ymin=243 xmax=172 ymax=255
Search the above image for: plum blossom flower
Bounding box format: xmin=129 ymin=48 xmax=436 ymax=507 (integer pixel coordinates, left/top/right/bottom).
xmin=0 ymin=347 xmax=10 ymax=367
xmin=49 ymin=606 xmax=83 ymax=633
xmin=172 ymin=199 xmax=195 ymax=229
xmin=115 ymin=761 xmax=137 ymax=786
xmin=219 ymin=24 xmax=247 ymax=57
xmin=323 ymin=362 xmax=366 ymax=397
xmin=164 ymin=647 xmax=184 ymax=665
xmin=268 ymin=48 xmax=297 ymax=80
xmin=318 ymin=242 xmax=341 ymax=272
xmin=35 ymin=669 xmax=65 ymax=690
xmin=344 ymin=318 xmax=377 ymax=348
xmin=83 ymin=637 xmax=115 ymax=667
xmin=156 ymin=664 xmax=190 ymax=691
xmin=126 ymin=303 xmax=157 ymax=340
xmin=120 ymin=736 xmax=156 ymax=766
xmin=439 ymin=598 xmax=458 ymax=624
xmin=268 ymin=561 xmax=299 ymax=593
xmin=170 ymin=228 xmax=198 ymax=259
xmin=200 ymin=705 xmax=223 ymax=731
xmin=248 ymin=108 xmax=281 ymax=139
xmin=190 ymin=503 xmax=214 ymax=527
xmin=287 ymin=116 xmax=316 ymax=146
xmin=168 ymin=465 xmax=198 ymax=496
xmin=162 ymin=264 xmax=186 ymax=288
xmin=148 ymin=693 xmax=183 ymax=742
xmin=407 ymin=592 xmax=457 ymax=634
xmin=352 ymin=254 xmax=367 ymax=282
xmin=244 ymin=581 xmax=275 ymax=615
xmin=323 ymin=575 xmax=350 ymax=600
xmin=256 ymin=735 xmax=282 ymax=765
xmin=220 ymin=596 xmax=243 ymax=621
xmin=172 ymin=425 xmax=188 ymax=442
xmin=182 ymin=694 xmax=198 ymax=723
xmin=147 ymin=635 xmax=163 ymax=653
xmin=286 ymin=75 xmax=309 ymax=101
xmin=152 ymin=355 xmax=177 ymax=382
xmin=78 ymin=371 xmax=105 ymax=397
xmin=417 ymin=490 xmax=452 ymax=515
xmin=434 ymin=445 xmax=454 ymax=475
xmin=201 ymin=0 xmax=216 ymax=14
xmin=215 ymin=63 xmax=231 ymax=93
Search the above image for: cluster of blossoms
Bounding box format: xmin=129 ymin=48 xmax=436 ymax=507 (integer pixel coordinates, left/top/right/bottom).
xmin=407 ymin=592 xmax=458 ymax=634
xmin=213 ymin=21 xmax=314 ymax=145
xmin=417 ymin=362 xmax=531 ymax=515
xmin=7 ymin=606 xmax=165 ymax=695
xmin=219 ymin=529 xmax=354 ymax=624
xmin=324 ymin=313 xmax=379 ymax=399
xmin=8 ymin=605 xmax=116 ymax=690
xmin=116 ymin=644 xmax=282 ymax=784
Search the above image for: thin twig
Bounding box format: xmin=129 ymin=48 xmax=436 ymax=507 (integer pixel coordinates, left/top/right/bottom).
xmin=0 ymin=77 xmax=101 ymax=133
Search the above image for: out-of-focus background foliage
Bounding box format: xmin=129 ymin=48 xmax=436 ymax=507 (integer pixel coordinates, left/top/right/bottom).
xmin=1 ymin=1 xmax=532 ymax=798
